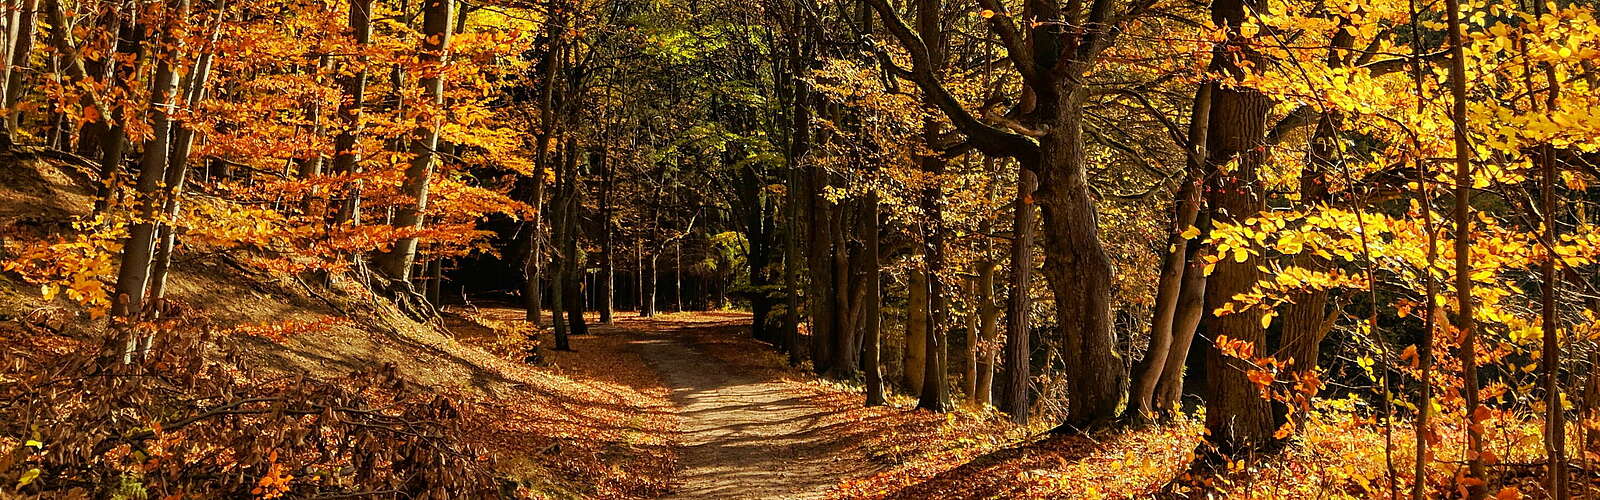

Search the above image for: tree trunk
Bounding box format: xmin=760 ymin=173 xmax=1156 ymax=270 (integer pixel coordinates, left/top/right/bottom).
xmin=905 ymin=266 xmax=927 ymax=395
xmin=149 ymin=38 xmax=219 ymax=304
xmin=558 ymin=141 xmax=586 ymax=337
xmin=863 ymin=191 xmax=886 ymax=406
xmin=1198 ymin=64 xmax=1275 ymax=458
xmin=974 ymin=258 xmax=997 ymax=406
xmin=1001 ymin=168 xmax=1036 ymax=424
xmin=1275 ymin=113 xmax=1337 ymax=427
xmin=918 ymin=207 xmax=952 ymax=412
xmin=93 ymin=15 xmax=142 ymax=214
xmin=1155 ymin=210 xmax=1210 ymax=416
xmin=828 ymin=199 xmax=857 ymax=379
xmin=598 ymin=145 xmax=614 ymax=323
xmin=330 ymin=0 xmax=375 ymax=230
xmin=807 ymin=162 xmax=835 ymax=373
xmin=550 ymin=144 xmax=572 ymax=350
xmin=782 ymin=20 xmax=810 ymax=365
xmin=963 ymin=275 xmax=978 ymax=402
xmin=112 ymin=0 xmax=185 ymax=363
xmin=1130 ymin=82 xmax=1211 ymax=423
xmin=1443 ymin=0 xmax=1484 ymax=490
xmin=376 ymin=0 xmax=451 ymax=283
xmin=1036 ymin=92 xmax=1125 ymax=430
xmin=3 ymin=0 xmax=36 ymax=139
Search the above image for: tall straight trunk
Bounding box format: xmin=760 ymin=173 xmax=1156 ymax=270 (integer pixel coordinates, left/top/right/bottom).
xmin=807 ymin=163 xmax=835 ymax=373
xmin=782 ymin=158 xmax=803 ymax=363
xmin=863 ymin=192 xmax=885 ymax=406
xmin=599 ymin=152 xmax=614 ymax=324
xmin=1198 ymin=94 xmax=1274 ymax=456
xmin=1528 ymin=0 xmax=1567 ymax=491
xmin=782 ymin=17 xmax=810 ymax=365
xmin=3 ymin=0 xmax=36 ymax=138
xmin=747 ymin=177 xmax=774 ymax=341
xmin=1408 ymin=17 xmax=1438 ymax=492
xmin=1 ymin=0 xmax=14 ymax=117
xmin=963 ymin=275 xmax=978 ymax=401
xmin=549 ymin=145 xmax=571 ymax=350
xmin=112 ymin=0 xmax=185 ymax=363
xmin=523 ymin=197 xmax=544 ymax=323
xmin=1193 ymin=0 xmax=1277 ymax=455
xmin=93 ymin=15 xmax=142 ymax=214
xmin=375 ymin=0 xmax=451 ymax=282
xmin=905 ymin=266 xmax=927 ymax=395
xmin=828 ymin=199 xmax=856 ymax=379
xmin=562 ymin=141 xmax=587 ymax=336
xmin=1001 ymin=168 xmax=1036 ymax=424
xmin=150 ymin=35 xmax=219 ymax=303
xmin=918 ymin=207 xmax=952 ymax=412
xmin=910 ymin=0 xmax=950 ymax=414
xmin=974 ymin=258 xmax=997 ymax=406
xmin=675 ymin=240 xmax=683 ymax=311
xmin=331 ymin=0 xmax=375 ymax=228
xmin=1442 ymin=0 xmax=1485 ymax=492
xmin=298 ymin=56 xmax=331 ymax=213
xmin=520 ymin=3 xmax=562 ymax=325
xmin=1156 ymin=210 xmax=1210 ymax=415
xmin=1130 ymin=83 xmax=1211 ymax=422
xmin=636 ymin=240 xmax=645 ymax=313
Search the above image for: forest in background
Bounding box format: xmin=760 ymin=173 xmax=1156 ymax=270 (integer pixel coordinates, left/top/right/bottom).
xmin=0 ymin=0 xmax=1598 ymax=496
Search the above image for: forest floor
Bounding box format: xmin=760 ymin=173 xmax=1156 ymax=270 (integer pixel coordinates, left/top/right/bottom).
xmin=617 ymin=313 xmax=878 ymax=499
xmin=459 ymin=307 xmax=881 ymax=499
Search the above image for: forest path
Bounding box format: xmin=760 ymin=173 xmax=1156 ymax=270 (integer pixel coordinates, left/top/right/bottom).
xmin=613 ymin=313 xmax=875 ymax=499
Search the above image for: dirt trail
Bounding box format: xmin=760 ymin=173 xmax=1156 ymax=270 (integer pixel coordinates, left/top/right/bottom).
xmin=622 ymin=323 xmax=870 ymax=499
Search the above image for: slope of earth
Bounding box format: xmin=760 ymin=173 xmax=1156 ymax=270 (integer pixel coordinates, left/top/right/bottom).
xmin=0 ymin=151 xmax=676 ymax=498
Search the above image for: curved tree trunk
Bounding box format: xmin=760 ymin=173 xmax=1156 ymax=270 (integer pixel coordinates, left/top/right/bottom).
xmin=1130 ymin=82 xmax=1211 ymax=423
xmin=1037 ymin=92 xmax=1125 ymax=430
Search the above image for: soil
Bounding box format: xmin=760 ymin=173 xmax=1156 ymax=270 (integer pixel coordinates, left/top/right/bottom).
xmin=577 ymin=312 xmax=877 ymax=499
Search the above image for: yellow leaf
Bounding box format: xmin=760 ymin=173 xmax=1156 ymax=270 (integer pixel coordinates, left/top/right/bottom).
xmin=17 ymin=468 xmax=39 ymax=487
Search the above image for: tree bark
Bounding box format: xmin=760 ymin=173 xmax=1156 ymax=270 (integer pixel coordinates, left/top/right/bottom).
xmin=1001 ymin=168 xmax=1036 ymax=424
xmin=1037 ymin=92 xmax=1125 ymax=430
xmin=863 ymin=191 xmax=886 ymax=406
xmin=807 ymin=158 xmax=835 ymax=373
xmin=3 ymin=0 xmax=36 ymax=139
xmin=1443 ymin=0 xmax=1485 ymax=492
xmin=1130 ymin=82 xmax=1211 ymax=423
xmin=905 ymin=266 xmax=927 ymax=395
xmin=974 ymin=258 xmax=998 ymax=406
xmin=598 ymin=146 xmax=614 ymax=324
xmin=92 ymin=14 xmax=142 ymax=215
xmin=330 ymin=0 xmax=375 ymax=230
xmin=1156 ymin=210 xmax=1210 ymax=416
xmin=375 ymin=0 xmax=452 ymax=283
xmin=112 ymin=0 xmax=186 ymax=363
xmin=149 ymin=30 xmax=220 ymax=304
